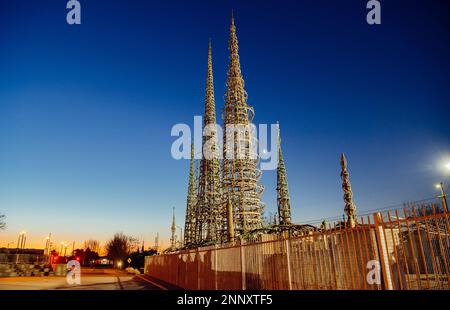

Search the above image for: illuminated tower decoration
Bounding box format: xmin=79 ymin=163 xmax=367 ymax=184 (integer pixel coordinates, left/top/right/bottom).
xmin=276 ymin=122 xmax=292 ymax=225
xmin=340 ymin=153 xmax=357 ymax=228
xmin=195 ymin=41 xmax=222 ymax=243
xmin=221 ymin=13 xmax=265 ymax=236
xmin=184 ymin=143 xmax=197 ymax=246
xmin=170 ymin=207 xmax=177 ymax=250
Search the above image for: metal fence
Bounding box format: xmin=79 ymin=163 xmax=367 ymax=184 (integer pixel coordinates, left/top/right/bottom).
xmin=0 ymin=254 xmax=48 ymax=265
xmin=145 ymin=201 xmax=450 ymax=290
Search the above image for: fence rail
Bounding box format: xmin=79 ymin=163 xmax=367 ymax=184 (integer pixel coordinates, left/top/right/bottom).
xmin=145 ymin=202 xmax=450 ymax=290
xmin=0 ymin=254 xmax=48 ymax=265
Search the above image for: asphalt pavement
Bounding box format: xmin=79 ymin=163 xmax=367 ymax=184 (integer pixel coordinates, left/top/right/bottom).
xmin=0 ymin=268 xmax=166 ymax=290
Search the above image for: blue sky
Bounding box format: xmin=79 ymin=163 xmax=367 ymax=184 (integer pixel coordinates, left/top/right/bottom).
xmin=0 ymin=0 xmax=449 ymax=248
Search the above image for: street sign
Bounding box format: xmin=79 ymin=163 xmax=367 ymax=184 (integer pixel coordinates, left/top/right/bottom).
xmin=127 ymin=258 xmax=131 ymax=263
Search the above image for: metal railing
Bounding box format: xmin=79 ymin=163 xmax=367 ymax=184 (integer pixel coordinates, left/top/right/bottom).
xmin=0 ymin=254 xmax=48 ymax=265
xmin=145 ymin=200 xmax=450 ymax=290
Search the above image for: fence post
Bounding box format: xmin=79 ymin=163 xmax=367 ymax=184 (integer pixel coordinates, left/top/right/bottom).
xmin=285 ymin=238 xmax=293 ymax=290
xmin=240 ymin=239 xmax=246 ymax=290
xmin=373 ymin=212 xmax=394 ymax=290
xmin=214 ymin=245 xmax=218 ymax=290
xmin=197 ymin=248 xmax=200 ymax=290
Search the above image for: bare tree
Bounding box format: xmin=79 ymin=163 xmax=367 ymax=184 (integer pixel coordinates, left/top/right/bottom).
xmin=106 ymin=233 xmax=136 ymax=266
xmin=0 ymin=214 xmax=5 ymax=230
xmin=84 ymin=239 xmax=100 ymax=253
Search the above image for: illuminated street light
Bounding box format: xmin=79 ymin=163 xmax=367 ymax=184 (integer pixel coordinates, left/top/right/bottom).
xmin=117 ymin=261 xmax=123 ymax=269
xmin=446 ymin=162 xmax=450 ymax=170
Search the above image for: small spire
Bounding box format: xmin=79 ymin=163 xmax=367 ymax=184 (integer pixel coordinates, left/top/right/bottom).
xmin=171 ymin=207 xmax=176 ymax=231
xmin=340 ymin=153 xmax=357 ymax=228
xmin=170 ymin=207 xmax=177 ymax=250
xmin=276 ymin=121 xmax=281 ymax=143
xmin=340 ymin=153 xmax=347 ymax=168
xmin=277 ymin=122 xmax=292 ymax=225
xmin=204 ymin=40 xmax=216 ymax=125
xmin=231 ymin=9 xmax=235 ymax=26
xmin=184 ymin=141 xmax=197 ymax=245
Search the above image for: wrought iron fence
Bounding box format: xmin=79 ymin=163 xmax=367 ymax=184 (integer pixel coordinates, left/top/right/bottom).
xmin=145 ymin=199 xmax=450 ymax=290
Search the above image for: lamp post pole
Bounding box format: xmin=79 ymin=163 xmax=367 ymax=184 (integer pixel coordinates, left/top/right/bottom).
xmin=16 ymin=231 xmax=26 ymax=264
xmin=437 ymin=182 xmax=448 ymax=212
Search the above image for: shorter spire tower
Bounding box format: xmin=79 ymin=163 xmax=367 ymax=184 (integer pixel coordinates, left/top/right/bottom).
xmin=276 ymin=122 xmax=292 ymax=225
xmin=196 ymin=41 xmax=222 ymax=244
xmin=184 ymin=142 xmax=197 ymax=246
xmin=340 ymin=153 xmax=357 ymax=228
xmin=170 ymin=207 xmax=177 ymax=249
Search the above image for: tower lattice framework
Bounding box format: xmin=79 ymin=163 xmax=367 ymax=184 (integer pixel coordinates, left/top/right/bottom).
xmin=195 ymin=41 xmax=222 ymax=243
xmin=170 ymin=207 xmax=177 ymax=250
xmin=221 ymin=14 xmax=265 ymax=237
xmin=184 ymin=143 xmax=197 ymax=246
xmin=276 ymin=122 xmax=292 ymax=225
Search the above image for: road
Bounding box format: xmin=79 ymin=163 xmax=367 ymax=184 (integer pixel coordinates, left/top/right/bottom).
xmin=0 ymin=268 xmax=166 ymax=290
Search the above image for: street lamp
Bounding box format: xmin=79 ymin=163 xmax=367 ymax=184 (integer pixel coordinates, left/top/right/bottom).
xmin=17 ymin=231 xmax=26 ymax=249
xmin=16 ymin=231 xmax=26 ymax=264
xmin=436 ymin=182 xmax=448 ymax=211
xmin=44 ymin=234 xmax=51 ymax=255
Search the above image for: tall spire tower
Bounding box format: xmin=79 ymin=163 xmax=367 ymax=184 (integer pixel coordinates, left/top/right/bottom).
xmin=340 ymin=153 xmax=357 ymax=228
xmin=195 ymin=41 xmax=222 ymax=243
xmin=184 ymin=142 xmax=197 ymax=246
xmin=170 ymin=207 xmax=177 ymax=249
xmin=276 ymin=122 xmax=292 ymax=225
xmin=222 ymin=13 xmax=265 ymax=236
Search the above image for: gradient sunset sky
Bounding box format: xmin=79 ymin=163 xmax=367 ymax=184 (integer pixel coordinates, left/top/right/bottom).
xmin=1 ymin=0 xmax=450 ymax=250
